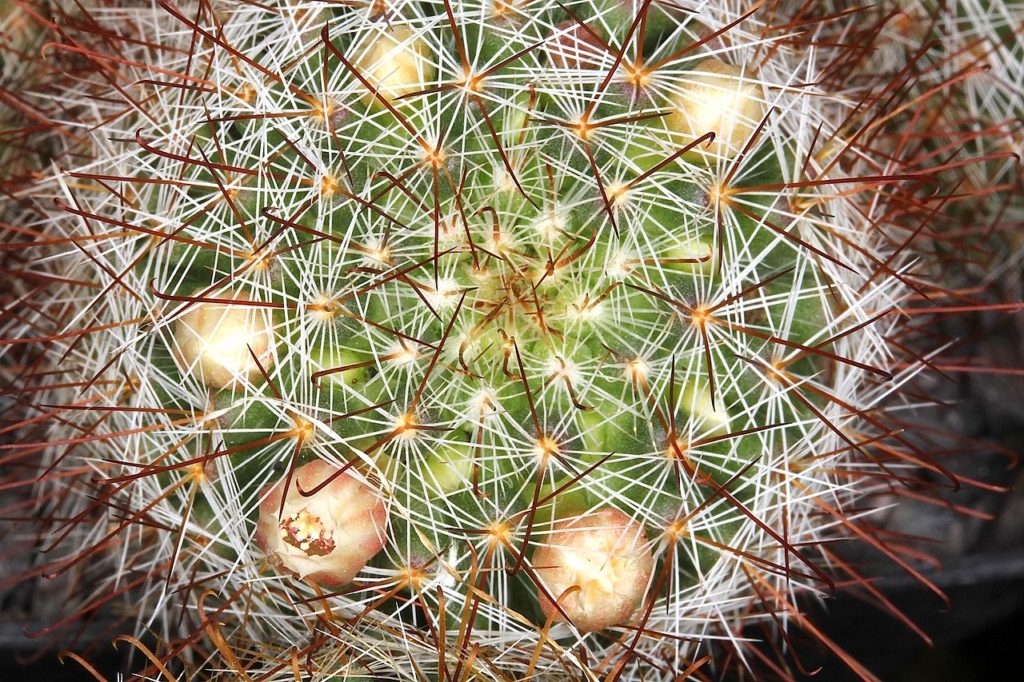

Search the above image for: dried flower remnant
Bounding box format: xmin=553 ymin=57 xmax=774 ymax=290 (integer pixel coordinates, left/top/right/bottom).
xmin=256 ymin=460 xmax=388 ymax=586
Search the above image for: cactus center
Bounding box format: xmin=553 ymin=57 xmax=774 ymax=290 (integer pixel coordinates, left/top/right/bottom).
xmin=320 ymin=174 xmax=343 ymax=197
xmin=690 ymin=307 xmax=712 ymax=327
xmin=308 ymin=296 xmax=342 ymax=323
xmin=486 ymin=521 xmax=512 ymax=545
xmin=625 ymin=64 xmax=652 ymax=88
xmin=423 ymin=146 xmax=447 ymax=167
xmin=625 ymin=357 xmax=650 ymax=383
xmin=393 ymin=412 xmax=421 ymax=440
xmin=666 ymin=436 xmax=689 ymax=461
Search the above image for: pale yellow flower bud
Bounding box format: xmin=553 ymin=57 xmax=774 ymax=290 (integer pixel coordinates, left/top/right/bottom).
xmin=353 ymin=26 xmax=435 ymax=103
xmin=173 ymin=289 xmax=274 ymax=389
xmin=667 ymin=59 xmax=765 ymax=158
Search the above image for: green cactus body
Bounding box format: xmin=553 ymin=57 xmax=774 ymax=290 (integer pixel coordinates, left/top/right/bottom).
xmin=7 ymin=1 xmax=936 ymax=678
xmin=161 ymin=0 xmax=822 ymax=632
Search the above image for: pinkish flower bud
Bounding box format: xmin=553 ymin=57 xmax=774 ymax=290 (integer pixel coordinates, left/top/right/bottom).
xmin=256 ymin=460 xmax=388 ymax=587
xmin=532 ymin=508 xmax=654 ymax=633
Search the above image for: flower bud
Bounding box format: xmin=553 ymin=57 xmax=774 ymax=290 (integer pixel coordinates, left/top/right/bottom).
xmin=667 ymin=59 xmax=765 ymax=158
xmin=353 ymin=26 xmax=435 ymax=103
xmin=682 ymin=382 xmax=729 ymax=432
xmin=533 ymin=507 xmax=653 ymax=632
xmin=256 ymin=460 xmax=388 ymax=586
xmin=425 ymin=439 xmax=474 ymax=493
xmin=173 ymin=289 xmax=275 ymax=389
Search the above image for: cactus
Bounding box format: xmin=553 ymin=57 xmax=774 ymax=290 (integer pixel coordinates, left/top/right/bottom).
xmin=1 ymin=1 xmax=1016 ymax=679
